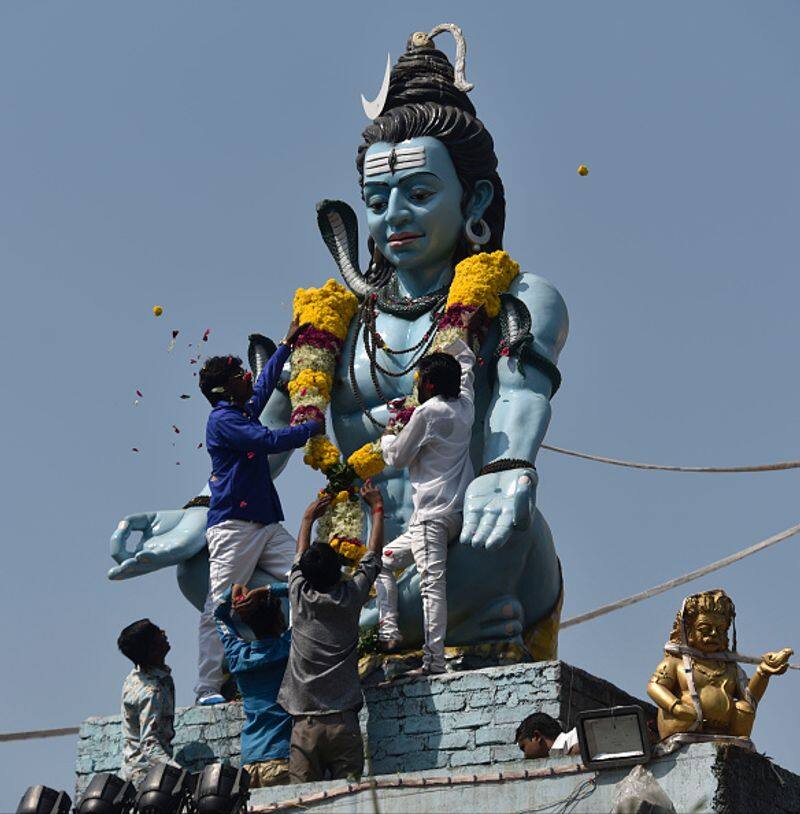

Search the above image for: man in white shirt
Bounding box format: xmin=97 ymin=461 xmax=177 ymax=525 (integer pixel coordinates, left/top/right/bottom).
xmin=375 ymin=338 xmax=475 ymax=675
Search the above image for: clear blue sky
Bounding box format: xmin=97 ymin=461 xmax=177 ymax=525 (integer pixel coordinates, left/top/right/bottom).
xmin=1 ymin=1 xmax=798 ymax=802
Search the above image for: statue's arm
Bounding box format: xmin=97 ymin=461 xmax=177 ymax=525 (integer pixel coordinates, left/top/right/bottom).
xmin=461 ymin=273 xmax=568 ymax=549
xmin=485 ymin=273 xmax=568 ymax=465
xmin=647 ymin=657 xmax=681 ymax=712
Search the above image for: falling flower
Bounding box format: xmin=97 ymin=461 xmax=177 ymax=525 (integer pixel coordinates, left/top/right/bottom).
xmin=152 ymin=305 xmax=163 ymax=317
xmin=136 ymin=390 xmax=143 ymax=398
xmin=132 ymin=447 xmax=139 ymax=452
xmin=180 ymin=394 xmax=191 ymax=399
xmin=577 ymin=164 xmax=589 ymax=176
xmin=197 ymin=442 xmax=203 ymax=449
xmin=202 ymin=329 xmax=211 ymax=342
xmin=168 ymin=330 xmax=179 ymax=352
xmin=172 ymin=425 xmax=180 ymax=434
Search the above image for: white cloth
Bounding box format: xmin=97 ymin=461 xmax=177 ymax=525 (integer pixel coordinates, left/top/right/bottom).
xmin=195 ymin=519 xmax=295 ymax=696
xmin=381 ymin=339 xmax=475 ymax=524
xmin=375 ymin=513 xmax=461 ymax=671
xmin=550 ymin=728 xmax=579 ymax=755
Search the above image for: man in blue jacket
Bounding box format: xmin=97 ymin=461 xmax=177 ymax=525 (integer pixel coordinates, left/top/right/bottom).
xmin=195 ymin=318 xmax=322 ymax=705
xmin=215 ymin=584 xmax=292 ymax=786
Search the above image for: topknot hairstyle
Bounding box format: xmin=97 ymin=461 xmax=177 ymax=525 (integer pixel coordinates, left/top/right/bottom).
xmin=357 ymin=33 xmax=505 ymax=275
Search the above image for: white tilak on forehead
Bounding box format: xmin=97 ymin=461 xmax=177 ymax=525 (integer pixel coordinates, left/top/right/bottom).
xmin=364 ymin=145 xmax=427 ymax=177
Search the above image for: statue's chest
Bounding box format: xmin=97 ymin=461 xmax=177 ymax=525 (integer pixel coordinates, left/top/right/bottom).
xmin=333 ymin=309 xmax=443 ymax=411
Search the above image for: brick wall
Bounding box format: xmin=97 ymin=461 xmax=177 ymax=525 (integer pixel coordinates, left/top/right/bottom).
xmin=76 ymin=660 xmax=654 ymax=795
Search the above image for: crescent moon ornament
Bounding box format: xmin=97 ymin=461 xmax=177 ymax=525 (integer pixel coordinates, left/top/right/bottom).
xmin=361 ymin=52 xmax=392 ymax=120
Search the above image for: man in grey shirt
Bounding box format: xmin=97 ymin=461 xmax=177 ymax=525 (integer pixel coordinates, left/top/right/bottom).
xmin=278 ymin=480 xmax=384 ymax=783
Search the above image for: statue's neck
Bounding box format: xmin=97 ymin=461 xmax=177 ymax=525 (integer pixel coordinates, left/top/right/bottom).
xmin=395 ymin=263 xmax=453 ymax=298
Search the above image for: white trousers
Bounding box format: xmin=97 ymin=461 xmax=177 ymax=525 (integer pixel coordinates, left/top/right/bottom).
xmin=195 ymin=519 xmax=295 ymax=696
xmin=375 ymin=513 xmax=461 ymax=671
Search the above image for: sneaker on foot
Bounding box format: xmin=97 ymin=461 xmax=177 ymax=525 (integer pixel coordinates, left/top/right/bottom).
xmin=196 ymin=692 xmax=225 ymax=706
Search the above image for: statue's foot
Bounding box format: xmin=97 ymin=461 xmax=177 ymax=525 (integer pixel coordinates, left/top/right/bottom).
xmin=448 ymin=595 xmax=524 ymax=644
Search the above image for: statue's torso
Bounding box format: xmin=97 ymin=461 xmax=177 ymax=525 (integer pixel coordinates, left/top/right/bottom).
xmin=656 ymin=654 xmax=751 ymax=736
xmin=329 ymin=306 xmax=495 ymax=537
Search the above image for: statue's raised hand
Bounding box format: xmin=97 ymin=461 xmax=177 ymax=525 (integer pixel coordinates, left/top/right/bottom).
xmin=759 ymin=648 xmax=794 ymax=676
xmin=108 ymin=507 xmax=208 ymax=580
xmin=460 ymin=468 xmax=538 ymax=550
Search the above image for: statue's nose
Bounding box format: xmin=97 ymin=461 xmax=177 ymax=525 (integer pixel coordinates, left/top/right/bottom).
xmin=385 ymin=188 xmax=412 ymax=228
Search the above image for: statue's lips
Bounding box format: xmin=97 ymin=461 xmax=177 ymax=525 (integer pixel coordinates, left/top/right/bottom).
xmin=388 ymin=232 xmax=423 ymax=248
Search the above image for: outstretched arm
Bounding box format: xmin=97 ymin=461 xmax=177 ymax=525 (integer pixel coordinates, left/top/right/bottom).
xmin=247 ymin=319 xmax=308 ymax=418
xmin=296 ymin=494 xmax=333 ymax=555
xmin=361 ymin=479 xmax=384 ymax=557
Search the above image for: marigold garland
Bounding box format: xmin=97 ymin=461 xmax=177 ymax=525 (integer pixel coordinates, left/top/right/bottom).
xmin=290 ymin=253 xmax=520 ymax=563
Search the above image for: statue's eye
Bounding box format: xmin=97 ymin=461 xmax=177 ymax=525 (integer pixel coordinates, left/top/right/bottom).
xmin=410 ymin=188 xmax=434 ymax=203
xmin=368 ymin=196 xmax=387 ymax=213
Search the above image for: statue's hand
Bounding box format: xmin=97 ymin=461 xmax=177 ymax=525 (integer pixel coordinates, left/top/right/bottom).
xmin=460 ymin=469 xmax=538 ymax=550
xmin=672 ymin=701 xmax=698 ymax=722
xmin=108 ymin=507 xmax=208 ymax=580
xmin=759 ymin=648 xmax=794 ymax=676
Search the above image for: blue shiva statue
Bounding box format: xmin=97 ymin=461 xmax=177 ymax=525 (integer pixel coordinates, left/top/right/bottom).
xmin=109 ymin=24 xmax=568 ymax=663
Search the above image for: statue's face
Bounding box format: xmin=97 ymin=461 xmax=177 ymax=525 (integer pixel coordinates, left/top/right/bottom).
xmin=363 ymin=137 xmax=464 ymax=272
xmin=687 ymin=612 xmax=729 ymax=653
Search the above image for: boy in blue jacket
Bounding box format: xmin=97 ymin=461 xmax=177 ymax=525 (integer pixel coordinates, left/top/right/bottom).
xmin=196 ymin=318 xmax=322 ymax=705
xmin=215 ymin=583 xmax=292 ymax=787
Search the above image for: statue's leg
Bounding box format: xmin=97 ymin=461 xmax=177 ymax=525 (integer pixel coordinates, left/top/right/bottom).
xmin=447 ymin=508 xmax=561 ymax=645
xmin=177 ymin=547 xmax=210 ymax=612
xmin=360 ymin=508 xmax=561 ymax=651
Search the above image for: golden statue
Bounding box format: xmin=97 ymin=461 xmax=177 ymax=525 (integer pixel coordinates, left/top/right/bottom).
xmin=647 ymin=589 xmax=792 ymax=739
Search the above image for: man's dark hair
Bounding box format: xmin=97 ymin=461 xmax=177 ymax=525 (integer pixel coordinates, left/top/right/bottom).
xmin=299 ymin=543 xmax=342 ymax=592
xmin=199 ymin=355 xmax=244 ymax=406
xmin=417 ymin=352 xmax=461 ymax=399
xmin=118 ymin=619 xmax=161 ymax=666
xmin=515 ymin=712 xmax=563 ymax=743
xmin=235 ymin=592 xmax=287 ymax=640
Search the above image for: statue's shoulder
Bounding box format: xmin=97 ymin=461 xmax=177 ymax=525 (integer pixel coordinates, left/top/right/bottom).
xmin=651 ymin=654 xmax=679 ymax=685
xmin=508 ymin=271 xmax=569 ymax=363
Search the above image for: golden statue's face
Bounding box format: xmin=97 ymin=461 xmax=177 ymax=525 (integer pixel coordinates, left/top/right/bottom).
xmin=687 ymin=612 xmax=729 ymax=652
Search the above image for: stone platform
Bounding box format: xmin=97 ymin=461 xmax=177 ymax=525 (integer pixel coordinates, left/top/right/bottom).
xmin=246 ymin=743 xmax=800 ymax=813
xmin=76 ymin=661 xmax=652 ymax=795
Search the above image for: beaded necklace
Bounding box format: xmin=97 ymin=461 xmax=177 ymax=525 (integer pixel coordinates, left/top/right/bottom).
xmin=347 ymin=291 xmax=445 ymax=429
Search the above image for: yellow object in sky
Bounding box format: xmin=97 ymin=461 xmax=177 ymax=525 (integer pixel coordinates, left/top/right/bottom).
xmin=577 ymin=164 xmax=589 ymax=176
xmin=152 ymin=305 xmax=164 ymax=317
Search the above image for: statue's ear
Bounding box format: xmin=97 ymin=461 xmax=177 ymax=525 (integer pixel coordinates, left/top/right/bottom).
xmin=466 ymin=179 xmax=494 ymax=221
